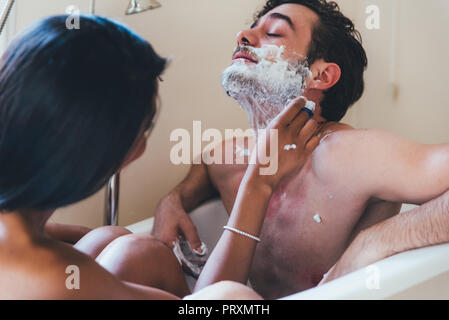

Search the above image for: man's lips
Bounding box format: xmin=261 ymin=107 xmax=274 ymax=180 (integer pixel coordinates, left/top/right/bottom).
xmin=232 ymin=52 xmax=258 ymax=64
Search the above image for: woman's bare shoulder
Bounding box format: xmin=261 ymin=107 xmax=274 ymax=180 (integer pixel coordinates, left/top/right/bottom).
xmin=0 ymin=238 xmax=178 ymax=300
xmin=0 ymin=239 xmax=122 ymax=299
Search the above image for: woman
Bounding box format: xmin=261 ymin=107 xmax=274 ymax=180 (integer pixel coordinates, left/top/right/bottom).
xmin=0 ymin=14 xmax=317 ymax=299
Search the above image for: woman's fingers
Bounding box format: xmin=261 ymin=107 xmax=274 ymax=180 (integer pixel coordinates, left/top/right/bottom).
xmin=298 ymin=119 xmax=318 ymax=142
xmin=305 ymin=135 xmax=320 ymax=153
xmin=290 ymin=110 xmax=310 ymax=134
xmin=272 ymin=97 xmax=307 ymax=128
xmin=290 ymin=102 xmax=315 ymax=132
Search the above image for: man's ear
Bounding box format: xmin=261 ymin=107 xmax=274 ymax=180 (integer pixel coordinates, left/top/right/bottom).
xmin=307 ymin=60 xmax=341 ymax=91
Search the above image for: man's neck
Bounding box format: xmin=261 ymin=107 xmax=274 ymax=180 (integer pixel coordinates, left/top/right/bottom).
xmin=248 ymin=100 xmax=328 ymax=132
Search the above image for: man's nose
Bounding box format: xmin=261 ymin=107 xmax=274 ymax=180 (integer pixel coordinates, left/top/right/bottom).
xmin=236 ymin=29 xmax=259 ymax=47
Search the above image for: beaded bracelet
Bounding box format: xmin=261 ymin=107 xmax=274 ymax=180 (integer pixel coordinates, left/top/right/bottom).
xmin=223 ymin=226 xmax=261 ymax=243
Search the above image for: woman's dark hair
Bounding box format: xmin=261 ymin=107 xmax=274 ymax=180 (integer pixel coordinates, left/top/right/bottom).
xmin=256 ymin=0 xmax=368 ymax=121
xmin=0 ymin=15 xmax=166 ymax=212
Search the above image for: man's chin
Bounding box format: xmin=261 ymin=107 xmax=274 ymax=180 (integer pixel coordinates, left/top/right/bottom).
xmin=222 ymin=68 xmax=255 ymax=98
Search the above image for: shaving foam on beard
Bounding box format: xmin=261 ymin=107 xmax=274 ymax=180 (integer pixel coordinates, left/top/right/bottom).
xmin=221 ymin=44 xmax=311 ymax=130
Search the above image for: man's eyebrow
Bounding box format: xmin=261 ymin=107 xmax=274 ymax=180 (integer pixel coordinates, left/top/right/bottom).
xmin=268 ymin=13 xmax=296 ymax=31
xmin=250 ymin=19 xmax=259 ymax=29
xmin=251 ymin=13 xmax=295 ymax=31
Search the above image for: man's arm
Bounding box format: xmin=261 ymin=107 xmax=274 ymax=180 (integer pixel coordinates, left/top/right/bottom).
xmin=320 ymin=189 xmax=449 ymax=284
xmin=317 ymin=129 xmax=449 ymax=205
xmin=152 ymin=161 xmax=219 ymax=250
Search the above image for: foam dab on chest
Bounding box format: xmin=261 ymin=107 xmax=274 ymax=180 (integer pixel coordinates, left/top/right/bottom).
xmin=235 ymin=145 xmax=250 ymax=157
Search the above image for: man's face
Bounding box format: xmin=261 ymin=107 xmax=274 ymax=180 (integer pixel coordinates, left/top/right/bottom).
xmin=233 ymin=4 xmax=318 ymax=64
xmin=221 ymin=4 xmax=319 ymax=130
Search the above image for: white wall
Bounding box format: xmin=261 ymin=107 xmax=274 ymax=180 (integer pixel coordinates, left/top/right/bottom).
xmin=341 ymin=0 xmax=449 ymax=144
xmin=7 ymin=0 xmax=449 ymax=228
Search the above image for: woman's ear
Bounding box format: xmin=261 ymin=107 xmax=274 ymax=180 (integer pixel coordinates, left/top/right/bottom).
xmin=307 ymin=60 xmax=341 ymax=91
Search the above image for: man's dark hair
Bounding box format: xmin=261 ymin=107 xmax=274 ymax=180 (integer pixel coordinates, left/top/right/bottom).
xmin=0 ymin=15 xmax=166 ymax=211
xmin=256 ymin=0 xmax=368 ymax=121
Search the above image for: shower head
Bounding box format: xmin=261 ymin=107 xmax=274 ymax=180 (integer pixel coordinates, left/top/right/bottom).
xmin=126 ymin=0 xmax=161 ymax=15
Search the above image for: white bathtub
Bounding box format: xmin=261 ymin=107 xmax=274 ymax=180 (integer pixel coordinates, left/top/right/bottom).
xmin=126 ymin=200 xmax=449 ymax=299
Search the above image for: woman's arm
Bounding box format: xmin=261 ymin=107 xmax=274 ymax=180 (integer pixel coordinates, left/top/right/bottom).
xmin=45 ymin=222 xmax=92 ymax=244
xmin=195 ymin=97 xmax=319 ymax=291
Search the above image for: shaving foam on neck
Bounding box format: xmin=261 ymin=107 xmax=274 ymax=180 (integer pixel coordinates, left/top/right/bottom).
xmin=222 ymin=45 xmax=311 ymax=130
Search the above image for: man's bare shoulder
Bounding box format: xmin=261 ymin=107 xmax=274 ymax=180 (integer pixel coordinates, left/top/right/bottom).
xmin=312 ymin=125 xmax=387 ymax=180
xmin=312 ymin=125 xmax=420 ymax=183
xmin=320 ymin=126 xmax=400 ymax=145
xmin=315 ymin=126 xmax=416 ymax=158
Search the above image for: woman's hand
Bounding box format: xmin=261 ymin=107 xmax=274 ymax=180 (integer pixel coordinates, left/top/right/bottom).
xmin=247 ymin=97 xmax=320 ymax=189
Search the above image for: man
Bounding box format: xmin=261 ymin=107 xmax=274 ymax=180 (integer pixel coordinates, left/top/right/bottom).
xmin=320 ymin=190 xmax=449 ymax=284
xmin=153 ymin=0 xmax=449 ymax=299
